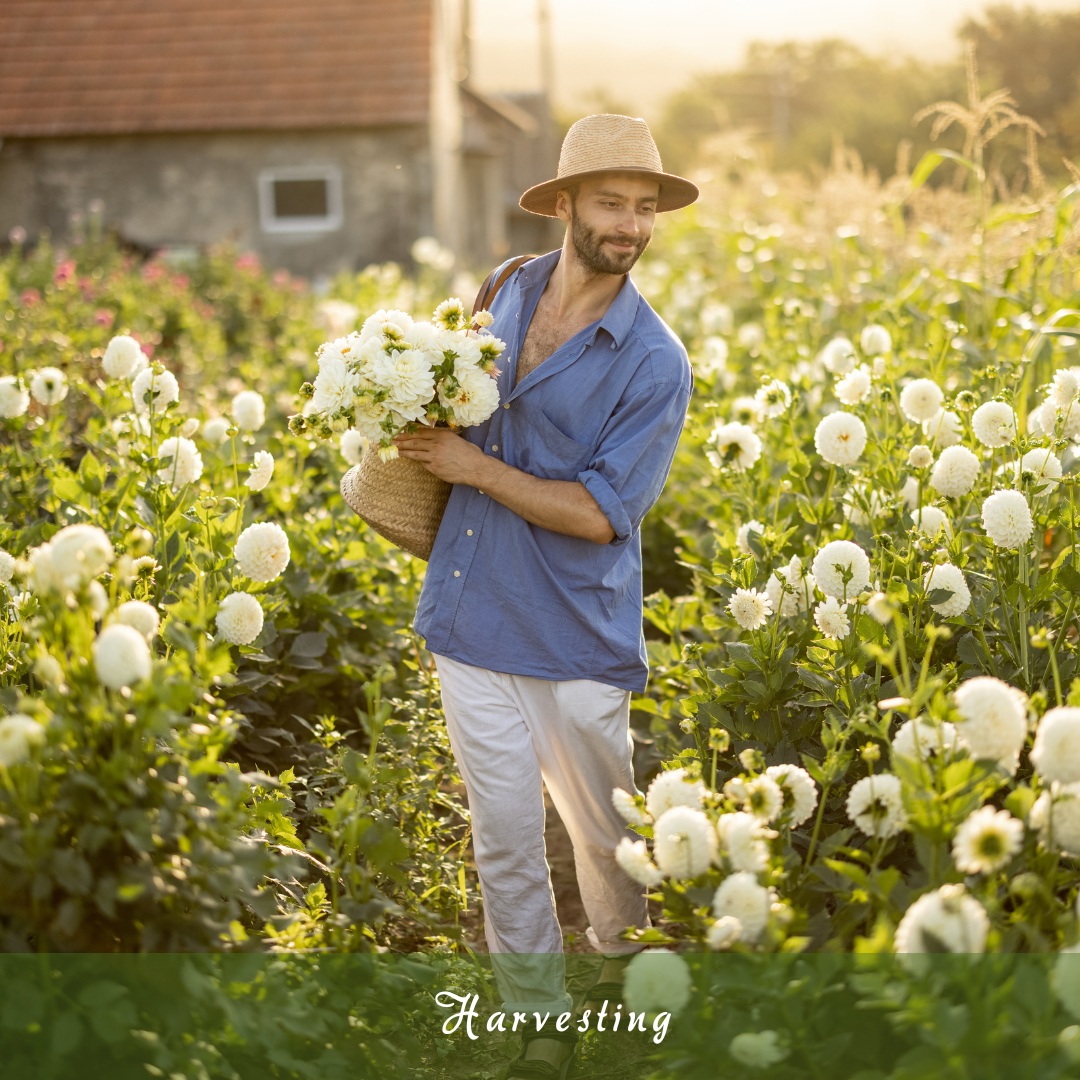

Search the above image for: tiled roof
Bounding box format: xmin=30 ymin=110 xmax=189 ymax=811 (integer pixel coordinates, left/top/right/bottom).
xmin=0 ymin=0 xmax=432 ymax=136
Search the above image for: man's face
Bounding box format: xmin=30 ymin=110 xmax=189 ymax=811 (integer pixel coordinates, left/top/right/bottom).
xmin=558 ymin=175 xmax=659 ymax=275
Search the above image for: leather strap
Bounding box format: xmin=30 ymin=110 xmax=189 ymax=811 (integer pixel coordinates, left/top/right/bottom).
xmin=471 ymin=254 xmax=536 ymax=319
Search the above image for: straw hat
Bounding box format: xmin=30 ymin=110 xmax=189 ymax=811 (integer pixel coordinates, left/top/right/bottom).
xmin=519 ymin=113 xmax=699 ymax=217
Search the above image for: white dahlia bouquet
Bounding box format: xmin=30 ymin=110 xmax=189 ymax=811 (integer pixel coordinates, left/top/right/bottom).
xmin=290 ymin=299 xmax=506 ymax=460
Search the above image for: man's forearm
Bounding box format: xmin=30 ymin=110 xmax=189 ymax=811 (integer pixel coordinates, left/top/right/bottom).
xmin=471 ymin=455 xmax=616 ymax=545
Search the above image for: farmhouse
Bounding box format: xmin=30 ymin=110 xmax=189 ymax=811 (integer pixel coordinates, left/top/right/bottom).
xmin=0 ymin=0 xmax=557 ymax=276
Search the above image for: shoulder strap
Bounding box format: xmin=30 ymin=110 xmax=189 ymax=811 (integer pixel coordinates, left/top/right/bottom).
xmin=471 ymin=254 xmax=536 ymax=318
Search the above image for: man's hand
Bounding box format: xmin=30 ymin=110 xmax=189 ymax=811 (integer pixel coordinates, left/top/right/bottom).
xmin=392 ymin=425 xmax=615 ymax=544
xmin=393 ymin=427 xmax=489 ymax=486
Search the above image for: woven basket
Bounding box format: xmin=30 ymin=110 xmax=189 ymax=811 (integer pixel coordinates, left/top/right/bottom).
xmin=340 ymin=447 xmax=451 ymax=560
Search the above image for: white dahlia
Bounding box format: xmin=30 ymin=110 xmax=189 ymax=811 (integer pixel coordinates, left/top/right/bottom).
xmin=1031 ymin=707 xmax=1080 ymax=784
xmin=712 ymin=871 xmax=772 ymax=943
xmin=953 ymin=676 xmax=1028 ymax=774
xmin=645 ymin=768 xmax=706 ymax=820
xmin=131 ymin=367 xmax=179 ymax=415
xmin=899 ymin=379 xmax=944 ymax=423
xmin=439 ymin=366 xmax=500 ymax=427
xmin=814 ymin=596 xmax=851 ymax=640
xmin=312 ymin=344 xmax=359 ymax=415
xmin=432 ymin=297 xmax=467 ymax=332
xmin=372 ymin=348 xmax=435 ymax=417
xmin=716 ymin=812 xmax=771 ymax=873
xmin=728 ymin=588 xmax=772 ymax=630
xmin=359 ymin=308 xmax=414 ymax=344
xmin=695 ymin=335 xmax=729 ymax=379
xmin=707 ymin=916 xmax=742 ymax=951
xmin=88 ymin=580 xmax=109 ymax=620
xmin=892 ymin=717 xmax=958 ymax=762
xmin=1049 ymin=368 xmax=1080 ymax=411
xmin=894 ymin=884 xmax=989 ymax=953
xmin=814 ymin=411 xmax=867 ymax=466
xmin=911 ymin=505 xmax=951 ymax=539
xmin=866 ymin=592 xmax=894 ymax=625
xmin=708 ymin=421 xmax=762 ymax=471
xmin=981 ymin=489 xmax=1033 ymax=548
xmin=1031 ymin=783 xmax=1080 ymax=856
xmin=102 ymin=334 xmax=143 ymax=379
xmin=246 ymin=450 xmax=274 ymax=492
xmin=754 ymin=378 xmax=791 ymax=418
xmin=972 ymin=400 xmax=1016 ymax=447
xmin=822 ymin=336 xmax=857 ymax=374
xmin=952 ymin=806 xmax=1022 ymax=875
xmin=737 ymin=322 xmax=765 ymax=350
xmin=179 ymin=417 xmax=199 ymax=439
xmin=0 ymin=549 xmax=14 ymax=584
xmin=930 ymin=445 xmax=980 ymax=498
xmin=93 ymin=623 xmax=152 ymax=690
xmin=860 ymin=324 xmax=892 ymax=356
xmin=623 ymin=951 xmax=693 ymax=1016
xmin=835 ymin=364 xmax=872 ymax=406
xmin=351 ymin=395 xmax=391 ymax=441
xmin=340 ymin=428 xmax=367 ymax=466
xmin=742 ymin=775 xmax=784 ymax=822
xmin=923 ymin=563 xmax=971 ymax=618
xmin=908 ymin=444 xmax=934 ymax=469
xmin=923 ymin=409 xmax=963 ymax=449
xmin=30 ymin=367 xmax=68 ymax=405
xmin=764 ymin=764 xmax=819 ymax=826
xmin=0 ymin=375 xmax=30 ymax=418
xmin=1012 ymin=447 xmax=1062 ymax=494
xmin=731 ymin=396 xmax=764 ymax=426
xmin=114 ymin=599 xmax=160 ymax=640
xmin=765 ymin=555 xmax=815 ymax=617
xmin=615 ymin=837 xmax=664 ymax=886
xmin=215 ymin=592 xmax=264 ymax=646
xmin=157 ymin=436 xmax=203 ymax=489
xmin=49 ymin=524 xmax=114 ymax=587
xmin=900 ymin=476 xmax=920 ymax=509
xmin=0 ymin=714 xmax=45 ymax=767
xmin=812 ymin=540 xmax=871 ymax=600
xmin=730 ymin=1030 xmax=789 ymax=1069
xmin=847 ymin=773 xmax=907 ymax=839
xmin=653 ymin=806 xmax=718 ymax=879
xmin=202 ymin=416 xmax=231 ymax=444
xmin=1027 ymin=399 xmax=1058 ymax=438
xmin=232 ymin=389 xmax=265 ymax=432
xmin=233 ymin=522 xmax=290 ymax=582
xmin=612 ymin=787 xmax=647 ymax=826
xmin=735 ymin=519 xmax=764 ymax=555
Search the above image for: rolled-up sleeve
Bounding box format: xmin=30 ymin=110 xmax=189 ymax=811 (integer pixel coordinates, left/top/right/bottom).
xmin=577 ymin=377 xmax=690 ymax=545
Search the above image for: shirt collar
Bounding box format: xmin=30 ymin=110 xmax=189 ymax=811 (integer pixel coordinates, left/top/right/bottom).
xmin=518 ymin=249 xmax=640 ymax=351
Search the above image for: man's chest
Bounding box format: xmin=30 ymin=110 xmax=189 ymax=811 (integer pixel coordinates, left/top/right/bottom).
xmin=514 ymin=303 xmax=598 ymax=386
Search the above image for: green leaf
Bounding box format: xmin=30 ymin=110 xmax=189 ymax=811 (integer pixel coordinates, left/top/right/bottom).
xmin=1057 ymin=564 xmax=1080 ymax=598
xmin=290 ymin=631 xmax=328 ymax=658
xmin=908 ymin=148 xmax=984 ymax=193
xmin=78 ymin=450 xmax=106 ymax=495
xmin=926 ymin=588 xmax=954 ymax=606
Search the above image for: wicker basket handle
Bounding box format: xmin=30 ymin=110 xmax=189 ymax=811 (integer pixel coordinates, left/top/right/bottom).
xmin=471 ymin=254 xmax=537 ymax=318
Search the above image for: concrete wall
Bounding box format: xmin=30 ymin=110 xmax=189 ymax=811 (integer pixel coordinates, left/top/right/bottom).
xmin=0 ymin=125 xmax=432 ymax=278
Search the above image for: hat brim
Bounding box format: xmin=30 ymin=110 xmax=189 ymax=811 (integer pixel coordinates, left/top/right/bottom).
xmin=518 ymin=168 xmax=699 ymax=217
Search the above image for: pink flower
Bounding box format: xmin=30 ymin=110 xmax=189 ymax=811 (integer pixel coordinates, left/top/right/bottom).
xmin=94 ymin=309 xmax=115 ymax=327
xmin=20 ymin=288 xmax=40 ymax=307
xmin=79 ymin=277 xmax=96 ymax=301
xmin=53 ymin=259 xmax=76 ymax=287
xmin=272 ymin=269 xmax=291 ymax=288
xmin=172 ymin=273 xmax=190 ymax=290
xmin=141 ymin=261 xmax=167 ymax=283
xmin=140 ymin=341 xmax=155 ymax=359
xmin=235 ymin=252 xmax=261 ymax=273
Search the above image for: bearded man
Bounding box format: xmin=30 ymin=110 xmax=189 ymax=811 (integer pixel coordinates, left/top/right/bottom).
xmin=394 ymin=113 xmax=697 ymax=1078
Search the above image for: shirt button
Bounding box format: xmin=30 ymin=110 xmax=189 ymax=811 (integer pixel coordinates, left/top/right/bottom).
xmin=491 ymin=444 xmax=498 ymax=451
xmin=454 ymin=570 xmax=460 ymax=577
xmin=503 ymin=403 xmax=510 ymax=409
xmin=467 ymin=529 xmax=473 ymax=536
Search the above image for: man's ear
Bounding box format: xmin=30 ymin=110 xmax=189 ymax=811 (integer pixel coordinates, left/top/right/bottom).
xmin=554 ymin=188 xmax=573 ymax=223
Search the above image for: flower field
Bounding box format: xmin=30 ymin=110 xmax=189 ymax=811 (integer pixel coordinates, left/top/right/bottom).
xmin=5 ymin=82 xmax=1080 ymax=1076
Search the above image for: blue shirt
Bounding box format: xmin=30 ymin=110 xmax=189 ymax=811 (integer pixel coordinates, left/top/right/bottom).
xmin=413 ymin=249 xmax=693 ymax=692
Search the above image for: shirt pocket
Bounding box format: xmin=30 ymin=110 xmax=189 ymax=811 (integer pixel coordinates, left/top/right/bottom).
xmin=519 ymin=407 xmax=594 ymax=481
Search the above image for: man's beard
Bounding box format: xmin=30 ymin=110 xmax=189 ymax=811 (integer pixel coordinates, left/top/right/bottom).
xmin=570 ymin=213 xmax=650 ymax=275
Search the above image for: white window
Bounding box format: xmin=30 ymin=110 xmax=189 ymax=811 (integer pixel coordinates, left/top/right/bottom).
xmin=258 ymin=166 xmax=343 ymax=233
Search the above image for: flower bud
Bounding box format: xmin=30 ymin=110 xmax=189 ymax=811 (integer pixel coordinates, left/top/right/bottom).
xmin=331 ymin=416 xmax=350 ymax=433
xmin=866 ymin=592 xmax=893 ymax=625
xmin=287 ymin=414 xmax=307 ymax=435
xmin=861 ymin=742 xmax=881 ymax=763
xmin=739 ymin=747 xmax=764 ymax=772
xmin=708 ymin=728 xmax=731 ymax=752
xmin=680 ymin=718 xmax=697 ymax=734
xmin=299 ymin=381 xmax=315 ymax=400
xmin=226 ymin=424 xmax=239 ymax=438
xmin=201 ymin=496 xmax=218 ymax=510
xmin=955 ymin=390 xmax=977 ymax=411
xmin=907 ymin=444 xmax=933 ymax=469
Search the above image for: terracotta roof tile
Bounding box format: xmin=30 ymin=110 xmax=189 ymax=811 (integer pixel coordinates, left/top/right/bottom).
xmin=0 ymin=0 xmax=432 ymax=136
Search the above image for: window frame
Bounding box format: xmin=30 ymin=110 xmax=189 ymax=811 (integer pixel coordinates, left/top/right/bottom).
xmin=257 ymin=165 xmax=344 ymax=234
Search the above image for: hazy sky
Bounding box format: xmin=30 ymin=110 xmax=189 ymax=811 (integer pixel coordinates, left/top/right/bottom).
xmin=471 ymin=0 xmax=1080 ymax=117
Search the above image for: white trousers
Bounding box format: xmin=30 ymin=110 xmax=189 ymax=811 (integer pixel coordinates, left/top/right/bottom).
xmin=434 ymin=654 xmax=649 ymax=1013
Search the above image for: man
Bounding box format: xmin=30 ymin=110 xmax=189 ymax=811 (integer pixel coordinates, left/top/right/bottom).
xmin=395 ymin=113 xmax=697 ymax=1076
